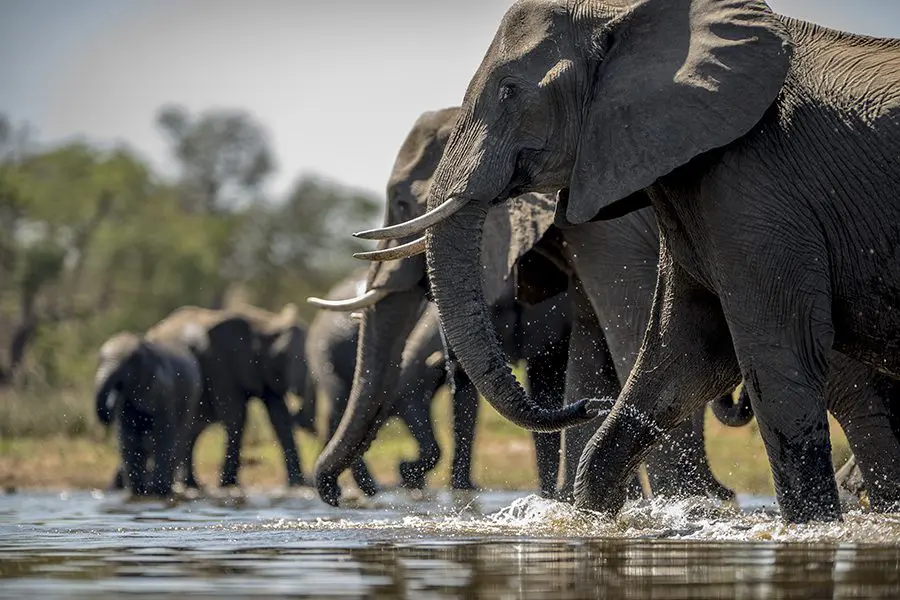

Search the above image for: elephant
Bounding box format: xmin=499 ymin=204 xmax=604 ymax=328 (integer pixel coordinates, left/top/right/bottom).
xmin=312 ymin=107 xmax=737 ymax=506
xmin=95 ymin=332 xmax=202 ymax=496
xmin=304 ymin=271 xmax=501 ymax=494
xmin=145 ymin=303 xmax=310 ymax=489
xmin=362 ymin=0 xmax=900 ymax=522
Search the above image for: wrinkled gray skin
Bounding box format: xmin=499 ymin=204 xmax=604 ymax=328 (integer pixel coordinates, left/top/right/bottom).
xmin=412 ymin=0 xmax=900 ymax=522
xmin=96 ymin=332 xmax=202 ymax=496
xmin=146 ymin=304 xmax=310 ymax=488
xmin=315 ymin=107 xmax=737 ymax=505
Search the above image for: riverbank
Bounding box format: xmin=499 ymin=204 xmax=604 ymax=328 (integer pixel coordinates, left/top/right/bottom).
xmin=0 ymin=389 xmax=850 ymax=495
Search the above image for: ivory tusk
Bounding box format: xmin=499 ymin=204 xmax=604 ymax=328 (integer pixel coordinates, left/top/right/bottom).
xmin=353 ymin=196 xmax=469 ymax=240
xmin=306 ymin=289 xmax=388 ymax=311
xmin=353 ymin=236 xmax=426 ymax=262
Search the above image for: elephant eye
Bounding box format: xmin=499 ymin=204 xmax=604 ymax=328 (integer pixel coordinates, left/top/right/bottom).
xmin=498 ymin=82 xmax=517 ymax=102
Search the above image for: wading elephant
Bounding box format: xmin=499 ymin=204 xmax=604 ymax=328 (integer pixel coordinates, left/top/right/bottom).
xmin=96 ymin=332 xmax=202 ymax=496
xmin=146 ymin=303 xmax=310 ymax=488
xmin=365 ymin=0 xmax=900 ymax=522
xmin=304 ymin=272 xmax=493 ymax=494
xmin=313 ymin=107 xmax=737 ymax=505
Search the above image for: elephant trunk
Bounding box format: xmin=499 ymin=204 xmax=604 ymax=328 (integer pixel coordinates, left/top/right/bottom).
xmin=710 ymin=388 xmax=753 ymax=427
xmin=425 ymin=201 xmax=596 ymax=432
xmin=314 ymin=289 xmax=423 ymax=505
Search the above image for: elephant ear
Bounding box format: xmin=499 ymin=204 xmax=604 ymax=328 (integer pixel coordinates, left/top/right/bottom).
xmin=480 ymin=193 xmax=557 ymax=305
xmin=561 ymin=0 xmax=793 ymax=224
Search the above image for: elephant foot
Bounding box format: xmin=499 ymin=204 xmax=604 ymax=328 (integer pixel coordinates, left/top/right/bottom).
xmin=705 ymin=480 xmax=737 ymax=503
xmin=107 ymin=469 xmax=126 ymax=491
xmin=219 ymin=474 xmax=239 ymax=488
xmin=399 ymin=461 xmax=427 ymax=490
xmin=450 ymin=477 xmax=478 ymax=491
xmin=316 ymin=472 xmax=341 ymax=506
xmin=356 ymin=476 xmax=379 ymax=497
xmin=287 ymin=473 xmax=308 ymax=488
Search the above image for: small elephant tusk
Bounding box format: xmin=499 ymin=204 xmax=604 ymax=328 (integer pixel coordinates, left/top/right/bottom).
xmin=106 ymin=390 xmax=119 ymax=411
xmin=353 ymin=236 xmax=426 ymax=261
xmin=353 ymin=196 xmax=469 ymax=240
xmin=306 ymin=289 xmax=389 ymax=311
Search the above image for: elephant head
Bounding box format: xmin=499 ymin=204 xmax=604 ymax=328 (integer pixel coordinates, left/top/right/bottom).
xmin=309 ymin=107 xmax=581 ymax=504
xmin=358 ymin=0 xmax=791 ymax=440
xmin=95 ymin=332 xmax=155 ymax=425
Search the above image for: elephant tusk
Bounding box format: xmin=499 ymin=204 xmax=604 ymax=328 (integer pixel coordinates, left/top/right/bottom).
xmin=352 ymin=236 xmax=426 ymax=261
xmin=106 ymin=390 xmax=119 ymax=411
xmin=353 ymin=196 xmax=469 ymax=240
xmin=306 ymin=289 xmax=389 ymax=311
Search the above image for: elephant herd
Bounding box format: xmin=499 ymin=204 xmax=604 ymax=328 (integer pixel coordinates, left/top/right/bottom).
xmin=100 ymin=0 xmax=900 ymax=524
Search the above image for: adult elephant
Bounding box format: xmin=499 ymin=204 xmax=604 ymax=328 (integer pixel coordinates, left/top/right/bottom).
xmin=96 ymin=332 xmax=202 ymax=496
xmin=361 ymin=1 xmax=900 ymax=522
xmin=304 ymin=270 xmax=508 ymax=494
xmin=312 ymin=107 xmax=735 ymax=505
xmin=146 ymin=303 xmax=310 ymax=489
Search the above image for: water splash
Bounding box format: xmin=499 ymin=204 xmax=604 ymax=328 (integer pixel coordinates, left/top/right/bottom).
xmin=151 ymin=493 xmax=900 ymax=545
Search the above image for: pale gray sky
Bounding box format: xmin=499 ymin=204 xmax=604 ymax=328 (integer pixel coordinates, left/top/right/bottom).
xmin=1 ymin=0 xmax=898 ymax=198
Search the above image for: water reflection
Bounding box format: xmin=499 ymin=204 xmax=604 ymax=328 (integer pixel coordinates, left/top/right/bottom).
xmin=2 ymin=491 xmax=900 ymax=599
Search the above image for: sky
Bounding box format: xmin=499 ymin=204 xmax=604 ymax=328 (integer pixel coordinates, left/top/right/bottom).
xmin=1 ymin=0 xmax=899 ymax=199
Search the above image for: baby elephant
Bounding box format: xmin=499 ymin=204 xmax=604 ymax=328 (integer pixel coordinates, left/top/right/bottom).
xmin=95 ymin=332 xmax=202 ymax=497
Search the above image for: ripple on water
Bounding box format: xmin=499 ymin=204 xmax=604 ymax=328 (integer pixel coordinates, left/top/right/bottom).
xmin=4 ymin=491 xmax=900 ymax=598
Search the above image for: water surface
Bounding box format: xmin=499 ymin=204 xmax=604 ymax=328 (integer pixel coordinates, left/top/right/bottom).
xmin=2 ymin=489 xmax=900 ymax=598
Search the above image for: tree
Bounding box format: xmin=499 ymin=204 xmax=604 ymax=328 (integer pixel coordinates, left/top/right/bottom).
xmin=156 ymin=104 xmax=275 ymax=214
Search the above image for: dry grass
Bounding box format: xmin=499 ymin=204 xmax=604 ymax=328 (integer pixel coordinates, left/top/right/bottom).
xmin=0 ymin=384 xmax=852 ymax=495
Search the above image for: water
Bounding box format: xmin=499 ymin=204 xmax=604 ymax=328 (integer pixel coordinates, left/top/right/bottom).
xmin=2 ymin=489 xmax=900 ymax=598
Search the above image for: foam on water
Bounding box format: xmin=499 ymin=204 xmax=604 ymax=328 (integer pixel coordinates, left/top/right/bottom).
xmin=163 ymin=493 xmax=900 ymax=545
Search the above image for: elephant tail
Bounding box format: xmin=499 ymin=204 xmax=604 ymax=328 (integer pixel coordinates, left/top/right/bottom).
xmin=710 ymin=387 xmax=753 ymax=427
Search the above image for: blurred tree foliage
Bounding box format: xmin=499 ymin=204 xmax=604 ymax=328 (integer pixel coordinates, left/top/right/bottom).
xmin=0 ymin=108 xmax=379 ymax=394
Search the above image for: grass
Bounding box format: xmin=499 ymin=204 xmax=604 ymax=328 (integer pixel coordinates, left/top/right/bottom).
xmin=0 ymin=384 xmax=852 ymax=496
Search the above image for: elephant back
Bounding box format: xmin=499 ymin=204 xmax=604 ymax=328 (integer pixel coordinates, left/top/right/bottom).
xmin=225 ymin=303 xmax=308 ymax=399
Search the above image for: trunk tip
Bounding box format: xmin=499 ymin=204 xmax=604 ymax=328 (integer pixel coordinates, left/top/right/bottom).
xmin=315 ymin=469 xmax=341 ymax=506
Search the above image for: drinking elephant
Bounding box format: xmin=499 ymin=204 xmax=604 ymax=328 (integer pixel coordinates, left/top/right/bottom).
xmin=95 ymin=332 xmax=202 ymax=496
xmin=363 ymin=0 xmax=900 ymax=521
xmin=145 ymin=303 xmax=310 ymax=488
xmin=312 ymin=107 xmax=736 ymax=505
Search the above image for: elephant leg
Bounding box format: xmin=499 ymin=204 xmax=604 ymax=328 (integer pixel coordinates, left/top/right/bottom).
xmin=644 ymin=407 xmax=736 ymax=501
xmin=108 ymin=465 xmax=127 ymax=491
xmin=526 ymin=349 xmax=566 ymax=498
xmin=574 ymin=254 xmax=741 ymax=516
xmin=827 ymin=356 xmax=900 ymax=511
xmin=395 ymin=365 xmax=444 ymax=490
xmin=219 ymin=398 xmax=247 ymax=488
xmin=450 ymin=370 xmax=478 ymax=491
xmin=557 ymin=276 xmax=625 ymax=503
xmin=326 ymin=381 xmax=379 ymax=496
xmin=722 ymin=266 xmax=840 ymax=522
xmin=119 ymin=412 xmax=150 ymax=495
xmin=181 ymin=417 xmax=207 ymax=489
xmin=262 ymin=392 xmax=305 ymax=487
xmin=149 ymin=412 xmax=177 ymax=497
